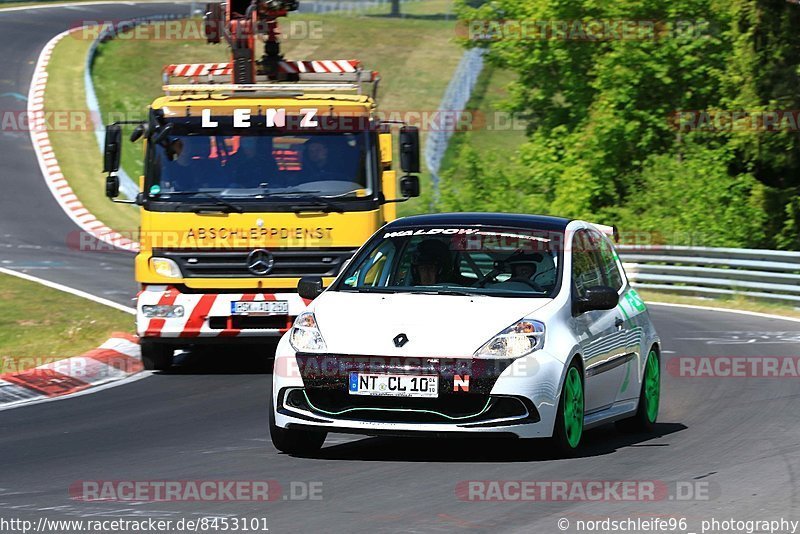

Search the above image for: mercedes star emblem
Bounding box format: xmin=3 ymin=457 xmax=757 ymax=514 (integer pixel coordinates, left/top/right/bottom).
xmin=247 ymin=249 xmax=274 ymax=276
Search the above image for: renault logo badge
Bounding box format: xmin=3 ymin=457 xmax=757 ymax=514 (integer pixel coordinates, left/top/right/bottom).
xmin=247 ymin=249 xmax=274 ymax=276
xmin=393 ymin=333 xmax=409 ymax=348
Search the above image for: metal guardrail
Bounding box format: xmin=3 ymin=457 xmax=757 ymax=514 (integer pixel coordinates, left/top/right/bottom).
xmin=618 ymin=245 xmax=800 ymax=304
xmin=424 ymin=48 xmax=487 ymax=195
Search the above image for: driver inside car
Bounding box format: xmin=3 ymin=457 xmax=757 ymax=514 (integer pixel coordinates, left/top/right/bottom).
xmin=411 ymin=239 xmax=453 ymax=286
xmin=508 ymin=253 xmax=542 ymax=281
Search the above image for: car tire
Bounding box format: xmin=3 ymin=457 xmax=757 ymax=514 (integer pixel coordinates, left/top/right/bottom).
xmin=140 ymin=341 xmax=173 ymax=371
xmin=616 ymin=349 xmax=660 ymax=433
xmin=269 ymin=394 xmax=326 ymax=457
xmin=550 ymin=360 xmax=585 ymax=454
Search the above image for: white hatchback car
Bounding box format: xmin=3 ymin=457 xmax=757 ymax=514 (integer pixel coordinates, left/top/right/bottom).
xmin=270 ymin=213 xmax=661 ymax=455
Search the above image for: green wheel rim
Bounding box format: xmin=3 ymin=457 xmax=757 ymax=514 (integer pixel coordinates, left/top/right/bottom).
xmin=563 ymin=367 xmax=584 ymax=448
xmin=644 ymin=351 xmax=660 ymax=423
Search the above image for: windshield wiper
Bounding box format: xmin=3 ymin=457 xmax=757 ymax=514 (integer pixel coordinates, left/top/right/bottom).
xmin=288 ymin=195 xmax=345 ymax=214
xmin=157 ymin=191 xmax=243 ymax=213
xmin=410 ymin=288 xmax=477 ymax=297
xmin=339 ymin=287 xmax=397 ymax=294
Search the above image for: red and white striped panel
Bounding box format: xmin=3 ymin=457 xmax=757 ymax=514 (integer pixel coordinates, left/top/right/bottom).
xmin=164 ymin=63 xmax=233 ymax=77
xmin=164 ymin=60 xmax=362 ymax=78
xmin=280 ymin=59 xmax=361 ymax=74
xmin=137 ymin=286 xmax=312 ymax=339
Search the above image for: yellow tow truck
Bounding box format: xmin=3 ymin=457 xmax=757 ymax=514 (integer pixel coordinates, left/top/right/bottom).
xmin=102 ymin=0 xmax=421 ymax=369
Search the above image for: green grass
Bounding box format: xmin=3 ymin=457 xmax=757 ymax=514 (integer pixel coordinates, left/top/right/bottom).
xmin=45 ymin=32 xmax=141 ymax=232
xmin=0 ymin=274 xmax=134 ymax=373
xmin=440 ymin=62 xmax=528 ymax=177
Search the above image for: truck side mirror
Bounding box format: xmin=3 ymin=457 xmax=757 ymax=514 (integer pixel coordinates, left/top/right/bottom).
xmin=399 ymin=126 xmax=420 ymax=174
xmin=298 ymin=276 xmax=324 ymax=301
xmin=400 ymin=175 xmax=420 ymax=198
xmin=105 ymin=175 xmax=120 ymax=199
xmin=103 ymin=124 xmax=122 ymax=173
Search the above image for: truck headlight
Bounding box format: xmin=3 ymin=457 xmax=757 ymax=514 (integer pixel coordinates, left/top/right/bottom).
xmin=141 ymin=305 xmax=185 ymax=318
xmin=289 ymin=312 xmax=327 ymax=353
xmin=151 ymin=257 xmax=182 ymax=278
xmin=474 ymin=320 xmax=545 ymax=359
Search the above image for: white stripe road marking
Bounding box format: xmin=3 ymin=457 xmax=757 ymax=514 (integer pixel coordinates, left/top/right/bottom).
xmin=0 ymin=267 xmax=135 ymax=314
xmin=647 ymin=301 xmax=800 ymax=324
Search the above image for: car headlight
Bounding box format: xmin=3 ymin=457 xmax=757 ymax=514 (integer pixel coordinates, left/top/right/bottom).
xmin=474 ymin=320 xmax=545 ymax=359
xmin=289 ymin=312 xmax=327 ymax=353
xmin=151 ymin=257 xmax=182 ymax=278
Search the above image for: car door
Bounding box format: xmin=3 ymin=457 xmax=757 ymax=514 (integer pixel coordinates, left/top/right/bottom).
xmin=570 ymin=229 xmax=627 ymax=413
xmin=594 ymin=234 xmax=647 ymax=403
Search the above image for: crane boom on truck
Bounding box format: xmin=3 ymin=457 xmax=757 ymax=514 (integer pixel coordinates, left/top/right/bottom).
xmin=102 ymin=1 xmax=421 ymax=370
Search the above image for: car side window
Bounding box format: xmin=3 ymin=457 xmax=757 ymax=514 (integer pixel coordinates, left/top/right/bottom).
xmin=571 ymin=230 xmax=605 ymax=299
xmin=587 ymin=230 xmax=623 ymax=291
xmin=343 ymin=240 xmax=396 ymax=287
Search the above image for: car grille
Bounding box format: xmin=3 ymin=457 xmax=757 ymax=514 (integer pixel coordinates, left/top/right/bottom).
xmin=154 ymin=248 xmax=357 ymax=278
xmin=290 ymin=354 xmax=527 ymax=423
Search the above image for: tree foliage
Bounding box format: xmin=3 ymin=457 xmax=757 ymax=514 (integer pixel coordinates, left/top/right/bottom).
xmin=439 ymin=0 xmax=800 ymax=248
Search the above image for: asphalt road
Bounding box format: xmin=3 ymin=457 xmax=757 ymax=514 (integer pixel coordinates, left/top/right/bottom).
xmin=0 ymin=2 xmax=192 ymax=305
xmin=2 ymin=3 xmax=800 ymax=534
xmin=2 ymin=306 xmax=800 ymax=533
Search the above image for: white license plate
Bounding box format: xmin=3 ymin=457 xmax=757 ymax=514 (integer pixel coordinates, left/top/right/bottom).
xmin=348 ymin=373 xmax=439 ymax=398
xmin=230 ymin=300 xmax=289 ymax=315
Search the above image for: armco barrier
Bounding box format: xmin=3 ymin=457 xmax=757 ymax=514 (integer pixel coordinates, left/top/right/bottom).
xmin=424 ymin=48 xmax=487 ymax=196
xmin=618 ymin=245 xmax=800 ymax=304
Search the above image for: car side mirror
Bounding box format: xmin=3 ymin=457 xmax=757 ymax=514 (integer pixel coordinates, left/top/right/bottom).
xmin=399 ymin=125 xmax=420 ymax=174
xmin=105 ymin=174 xmax=120 ymax=199
xmin=103 ymin=124 xmax=122 ymax=173
xmin=400 ymin=175 xmax=420 ymax=198
xmin=298 ymin=276 xmax=324 ymax=301
xmin=574 ymin=285 xmax=618 ymax=314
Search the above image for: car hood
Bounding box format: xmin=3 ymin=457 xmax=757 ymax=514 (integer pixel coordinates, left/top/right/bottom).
xmin=309 ymin=291 xmax=552 ymax=358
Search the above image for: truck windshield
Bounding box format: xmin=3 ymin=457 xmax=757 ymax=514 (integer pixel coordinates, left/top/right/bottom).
xmin=333 ymin=226 xmax=564 ymax=298
xmin=146 ymin=130 xmax=373 ymax=202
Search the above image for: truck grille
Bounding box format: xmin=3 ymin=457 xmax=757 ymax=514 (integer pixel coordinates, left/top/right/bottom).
xmin=154 ymin=248 xmax=357 ymax=278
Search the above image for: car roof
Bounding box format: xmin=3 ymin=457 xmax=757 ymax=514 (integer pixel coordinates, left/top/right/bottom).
xmin=385 ymin=212 xmax=573 ymax=232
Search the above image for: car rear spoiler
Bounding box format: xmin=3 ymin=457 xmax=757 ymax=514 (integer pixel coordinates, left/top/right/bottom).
xmin=588 ymin=222 xmax=619 ymax=242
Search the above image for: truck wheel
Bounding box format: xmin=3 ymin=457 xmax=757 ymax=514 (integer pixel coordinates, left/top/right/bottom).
xmin=269 ymin=394 xmax=326 ymax=457
xmin=140 ymin=341 xmax=173 ymax=371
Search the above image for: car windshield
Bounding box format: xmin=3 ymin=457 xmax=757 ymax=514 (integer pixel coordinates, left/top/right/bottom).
xmin=146 ymin=130 xmax=372 ymax=200
xmin=335 ymin=226 xmax=563 ymax=297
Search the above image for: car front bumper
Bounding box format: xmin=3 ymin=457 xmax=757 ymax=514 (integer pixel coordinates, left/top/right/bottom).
xmin=272 ymin=335 xmax=567 ymax=439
